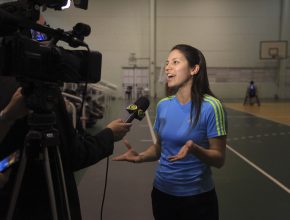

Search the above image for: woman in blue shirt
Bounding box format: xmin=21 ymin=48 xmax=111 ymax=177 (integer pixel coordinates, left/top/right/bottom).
xmin=114 ymin=44 xmax=227 ymax=220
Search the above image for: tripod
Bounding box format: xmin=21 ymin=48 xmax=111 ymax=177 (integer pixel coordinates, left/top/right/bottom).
xmin=5 ymin=112 xmax=71 ymax=220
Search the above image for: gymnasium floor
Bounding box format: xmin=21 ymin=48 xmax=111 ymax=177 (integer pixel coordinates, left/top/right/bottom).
xmin=77 ymin=99 xmax=290 ymax=220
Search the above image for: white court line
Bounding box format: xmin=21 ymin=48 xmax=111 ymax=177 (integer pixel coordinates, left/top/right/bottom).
xmin=227 ymin=144 xmax=290 ymax=194
xmin=145 ymin=111 xmax=156 ymax=143
xmin=146 ymin=111 xmax=290 ymax=195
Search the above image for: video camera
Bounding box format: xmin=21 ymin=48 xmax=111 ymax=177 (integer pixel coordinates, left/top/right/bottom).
xmin=0 ymin=0 xmax=102 ymax=84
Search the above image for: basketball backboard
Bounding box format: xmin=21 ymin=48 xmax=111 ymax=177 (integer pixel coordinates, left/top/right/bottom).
xmin=260 ymin=41 xmax=288 ymax=60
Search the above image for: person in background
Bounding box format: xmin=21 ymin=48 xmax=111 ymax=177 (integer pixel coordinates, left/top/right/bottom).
xmin=113 ymin=44 xmax=227 ymax=220
xmin=125 ymin=85 xmax=133 ymax=100
xmin=243 ymin=80 xmax=261 ymax=106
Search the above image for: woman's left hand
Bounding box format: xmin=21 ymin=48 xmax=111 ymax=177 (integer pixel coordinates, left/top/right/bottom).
xmin=168 ymin=140 xmax=195 ymax=162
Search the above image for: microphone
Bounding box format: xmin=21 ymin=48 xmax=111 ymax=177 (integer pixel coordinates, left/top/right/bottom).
xmin=60 ymin=23 xmax=91 ymax=48
xmin=73 ymin=23 xmax=91 ymax=38
xmin=125 ymin=96 xmax=150 ymax=123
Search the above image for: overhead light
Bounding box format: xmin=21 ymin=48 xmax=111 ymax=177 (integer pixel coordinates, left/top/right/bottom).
xmin=61 ymin=0 xmax=71 ymax=10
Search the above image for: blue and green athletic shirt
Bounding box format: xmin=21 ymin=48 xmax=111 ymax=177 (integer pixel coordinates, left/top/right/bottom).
xmin=153 ymin=95 xmax=227 ymax=196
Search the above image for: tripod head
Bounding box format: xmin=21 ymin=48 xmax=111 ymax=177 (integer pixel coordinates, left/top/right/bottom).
xmin=17 ymin=79 xmax=60 ymax=160
xmin=18 ymin=79 xmax=61 ymax=151
xmin=20 ymin=78 xmax=61 ymax=114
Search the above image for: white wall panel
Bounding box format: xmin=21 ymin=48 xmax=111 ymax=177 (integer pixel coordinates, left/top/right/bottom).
xmin=38 ymin=0 xmax=289 ymax=98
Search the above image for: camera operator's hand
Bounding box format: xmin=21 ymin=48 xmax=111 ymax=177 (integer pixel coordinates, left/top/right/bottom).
xmin=1 ymin=87 xmax=29 ymax=123
xmin=106 ymin=119 xmax=132 ymax=141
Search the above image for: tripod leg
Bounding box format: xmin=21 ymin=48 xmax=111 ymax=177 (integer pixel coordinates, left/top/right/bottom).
xmin=6 ymin=149 xmax=27 ymax=220
xmin=55 ymin=146 xmax=72 ymax=220
xmin=43 ymin=147 xmax=59 ymax=220
xmin=43 ymin=146 xmax=72 ymax=220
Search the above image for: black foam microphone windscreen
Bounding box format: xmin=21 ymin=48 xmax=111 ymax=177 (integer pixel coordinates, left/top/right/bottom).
xmin=125 ymin=96 xmax=150 ymax=123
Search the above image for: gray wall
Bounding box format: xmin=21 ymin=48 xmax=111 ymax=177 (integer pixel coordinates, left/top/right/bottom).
xmin=42 ymin=0 xmax=290 ymax=99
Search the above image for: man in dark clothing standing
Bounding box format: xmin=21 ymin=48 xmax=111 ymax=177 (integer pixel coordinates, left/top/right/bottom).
xmin=0 ymin=77 xmax=132 ymax=219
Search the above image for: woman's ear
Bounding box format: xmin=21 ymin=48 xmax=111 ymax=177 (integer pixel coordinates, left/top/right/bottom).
xmin=190 ymin=65 xmax=200 ymax=76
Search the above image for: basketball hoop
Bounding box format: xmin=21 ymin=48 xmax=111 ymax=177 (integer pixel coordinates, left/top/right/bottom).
xmin=260 ymin=41 xmax=288 ymax=60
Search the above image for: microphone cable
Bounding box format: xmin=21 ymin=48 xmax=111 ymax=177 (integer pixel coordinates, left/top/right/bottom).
xmin=100 ymin=156 xmax=110 ymax=220
xmin=99 ymin=96 xmax=150 ymax=219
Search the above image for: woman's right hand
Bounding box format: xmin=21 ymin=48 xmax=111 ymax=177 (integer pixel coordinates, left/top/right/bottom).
xmin=112 ymin=139 xmax=143 ymax=163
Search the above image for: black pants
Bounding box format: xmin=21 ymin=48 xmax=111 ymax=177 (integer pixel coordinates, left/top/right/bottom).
xmin=151 ymin=187 xmax=219 ymax=220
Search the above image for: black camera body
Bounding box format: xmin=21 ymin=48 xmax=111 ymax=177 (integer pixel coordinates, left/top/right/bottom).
xmin=1 ymin=33 xmax=102 ymax=83
xmin=0 ymin=0 xmax=101 ymax=84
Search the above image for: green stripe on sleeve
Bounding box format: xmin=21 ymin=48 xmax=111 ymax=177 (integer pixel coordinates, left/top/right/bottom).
xmin=204 ymin=95 xmax=227 ymax=136
xmin=206 ymin=96 xmax=226 ymax=135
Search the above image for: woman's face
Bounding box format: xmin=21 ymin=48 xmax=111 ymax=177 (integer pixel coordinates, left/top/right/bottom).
xmin=165 ymin=49 xmax=193 ymax=89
